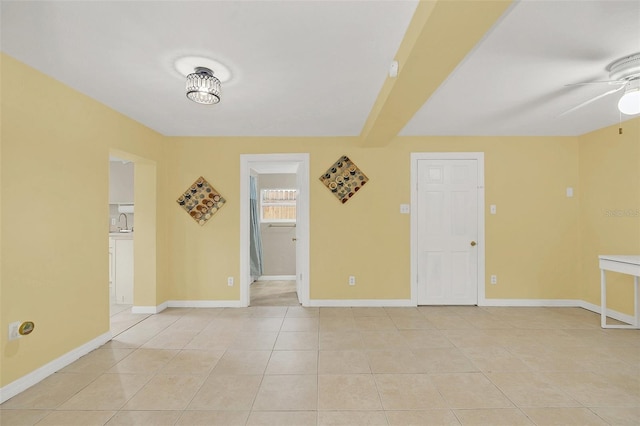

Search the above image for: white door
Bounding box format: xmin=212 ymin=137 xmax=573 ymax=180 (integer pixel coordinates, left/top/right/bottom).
xmin=417 ymin=159 xmax=479 ymax=305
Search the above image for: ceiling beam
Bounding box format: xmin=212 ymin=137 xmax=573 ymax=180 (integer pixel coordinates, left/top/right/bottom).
xmin=360 ymin=0 xmax=514 ymax=147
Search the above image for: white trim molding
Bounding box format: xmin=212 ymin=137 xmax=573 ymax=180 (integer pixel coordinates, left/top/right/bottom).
xmin=481 ymin=298 xmax=635 ymax=325
xmin=167 ymin=300 xmax=244 ymax=308
xmin=257 ymin=275 xmax=296 ymax=281
xmin=133 ymin=298 xmax=636 ymax=325
xmin=480 ymin=298 xmax=579 ymax=307
xmin=131 ymin=300 xmax=249 ymax=315
xmin=133 ymin=300 xmax=247 ymax=312
xmin=307 ymin=299 xmax=415 ymax=307
xmin=0 ymin=331 xmax=112 ymax=404
xmin=131 ymin=302 xmax=168 ymax=314
xmin=580 ymin=300 xmax=636 ymax=326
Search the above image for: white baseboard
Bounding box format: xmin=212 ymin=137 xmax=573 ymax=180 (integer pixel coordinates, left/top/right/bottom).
xmin=257 ymin=275 xmax=296 ymax=281
xmin=131 ymin=301 xmax=168 ymax=314
xmin=131 ymin=298 xmax=638 ymax=323
xmin=579 ymin=300 xmax=636 ymax=325
xmin=134 ymin=300 xmax=246 ymax=311
xmin=138 ymin=298 xmax=414 ymax=309
xmin=167 ymin=300 xmax=245 ymax=308
xmin=0 ymin=331 xmax=111 ymax=404
xmin=307 ymin=299 xmax=415 ymax=307
xmin=480 ymin=298 xmax=580 ymax=307
xmin=481 ymin=298 xmax=636 ymax=325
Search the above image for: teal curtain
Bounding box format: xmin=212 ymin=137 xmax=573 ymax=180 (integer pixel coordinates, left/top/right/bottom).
xmin=249 ymin=176 xmax=264 ymax=278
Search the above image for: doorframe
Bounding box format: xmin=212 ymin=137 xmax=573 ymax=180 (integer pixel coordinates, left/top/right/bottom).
xmin=410 ymin=152 xmax=486 ymax=306
xmin=109 ymin=149 xmax=159 ymax=314
xmin=240 ymin=153 xmax=310 ymax=307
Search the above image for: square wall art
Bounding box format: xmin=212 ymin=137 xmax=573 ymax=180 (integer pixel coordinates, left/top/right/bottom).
xmin=319 ymin=155 xmax=368 ymax=204
xmin=177 ymin=176 xmax=226 ymax=225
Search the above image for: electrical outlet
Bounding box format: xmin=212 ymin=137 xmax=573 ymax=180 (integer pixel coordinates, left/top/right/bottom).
xmin=111 ymin=218 xmax=116 ymax=226
xmin=490 ymin=275 xmax=497 ymax=285
xmin=8 ymin=321 xmax=21 ymax=341
xmin=227 ymin=277 xmax=234 ymax=286
xmin=349 ymin=276 xmax=356 ymax=286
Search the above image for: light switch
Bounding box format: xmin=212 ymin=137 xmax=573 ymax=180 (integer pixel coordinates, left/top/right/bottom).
xmin=566 ymin=187 xmax=574 ymax=198
xmin=490 ymin=205 xmax=497 ymax=215
xmin=400 ymin=204 xmax=410 ymax=214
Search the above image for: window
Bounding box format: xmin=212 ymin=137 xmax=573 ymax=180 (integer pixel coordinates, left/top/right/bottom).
xmin=260 ymin=189 xmax=297 ymax=223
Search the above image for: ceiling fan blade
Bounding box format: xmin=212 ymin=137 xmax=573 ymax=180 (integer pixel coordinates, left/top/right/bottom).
xmin=565 ymin=80 xmax=626 ymax=87
xmin=559 ymin=84 xmax=626 ymax=116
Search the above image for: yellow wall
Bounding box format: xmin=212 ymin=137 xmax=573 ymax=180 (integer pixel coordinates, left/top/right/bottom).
xmin=166 ymin=136 xmax=581 ymax=301
xmin=578 ymin=118 xmax=640 ymax=314
xmin=2 ymin=52 xmax=637 ymax=392
xmin=0 ymin=54 xmax=166 ymax=387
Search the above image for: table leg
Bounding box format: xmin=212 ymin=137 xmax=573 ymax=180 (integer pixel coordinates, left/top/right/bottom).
xmin=601 ymin=269 xmax=606 ymax=328
xmin=635 ymin=276 xmax=639 ymax=327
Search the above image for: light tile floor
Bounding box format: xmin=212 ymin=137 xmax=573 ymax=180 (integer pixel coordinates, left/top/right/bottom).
xmin=250 ymin=280 xmax=299 ymax=306
xmin=1 ymin=306 xmax=638 ymax=425
xmin=110 ymin=303 xmax=150 ymax=337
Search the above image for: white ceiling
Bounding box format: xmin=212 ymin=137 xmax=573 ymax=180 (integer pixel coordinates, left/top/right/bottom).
xmin=401 ymin=0 xmax=640 ymax=136
xmin=2 ymin=1 xmax=639 ymax=138
xmin=0 ymin=0 xmax=417 ymax=137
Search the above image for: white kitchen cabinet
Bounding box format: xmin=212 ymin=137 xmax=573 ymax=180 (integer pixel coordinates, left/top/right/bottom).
xmin=110 ymin=236 xmax=134 ymax=305
xmin=109 ymin=238 xmax=115 ymax=303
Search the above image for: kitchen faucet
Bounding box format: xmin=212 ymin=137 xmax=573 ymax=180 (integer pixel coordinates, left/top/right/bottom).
xmin=118 ymin=213 xmax=128 ymax=231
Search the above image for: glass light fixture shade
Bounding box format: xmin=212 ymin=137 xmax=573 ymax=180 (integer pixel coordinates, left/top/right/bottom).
xmin=618 ymin=88 xmax=640 ymax=115
xmin=186 ymin=67 xmax=221 ymax=105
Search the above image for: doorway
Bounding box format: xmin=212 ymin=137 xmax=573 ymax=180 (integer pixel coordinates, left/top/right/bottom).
xmin=108 ymin=150 xmax=159 ymax=335
xmin=109 ymin=157 xmax=134 ymax=308
xmin=108 ymin=155 xmax=137 ymax=334
xmin=240 ymin=154 xmax=310 ymax=307
xmin=251 ymin=173 xmax=298 ymax=306
xmin=410 ymin=152 xmax=485 ymax=305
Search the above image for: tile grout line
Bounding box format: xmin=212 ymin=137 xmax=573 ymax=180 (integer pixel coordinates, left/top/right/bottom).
xmin=4 ymin=305 xmax=635 ymax=425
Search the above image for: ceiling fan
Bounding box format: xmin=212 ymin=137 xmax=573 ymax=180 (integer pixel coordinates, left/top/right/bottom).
xmin=562 ymin=52 xmax=640 ymax=116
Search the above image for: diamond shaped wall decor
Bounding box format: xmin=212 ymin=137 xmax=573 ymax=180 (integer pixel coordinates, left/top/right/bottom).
xmin=176 ymin=176 xmax=226 ymax=225
xmin=319 ymin=155 xmax=368 ymax=204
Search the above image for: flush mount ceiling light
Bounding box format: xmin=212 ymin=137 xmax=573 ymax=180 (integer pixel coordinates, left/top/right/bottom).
xmin=617 ymin=79 xmax=640 ymax=115
xmin=186 ymin=67 xmax=221 ymax=105
xmin=174 ymin=56 xmax=232 ymax=105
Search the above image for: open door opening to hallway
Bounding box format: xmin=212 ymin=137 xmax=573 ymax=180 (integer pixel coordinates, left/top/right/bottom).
xmin=241 ymin=154 xmax=310 ymax=307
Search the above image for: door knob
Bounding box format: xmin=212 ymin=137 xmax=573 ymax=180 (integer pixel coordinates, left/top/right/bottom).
xmin=470 ymin=241 xmax=477 ymax=246
xmin=292 ymin=238 xmax=297 ymax=242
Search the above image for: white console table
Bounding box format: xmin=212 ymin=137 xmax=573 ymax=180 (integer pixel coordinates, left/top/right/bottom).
xmin=599 ymin=255 xmax=640 ymax=329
